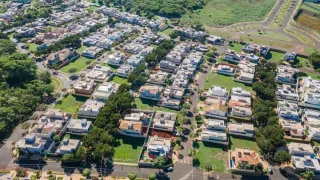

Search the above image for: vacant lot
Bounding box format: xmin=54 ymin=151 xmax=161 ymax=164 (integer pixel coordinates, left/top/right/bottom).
xmin=181 ymin=0 xmax=276 ymax=27
xmin=204 ymin=73 xmax=253 ymax=92
xmin=53 ymin=94 xmax=88 ymax=114
xmin=227 ymin=43 xmax=243 ymax=53
xmin=265 ymin=51 xmax=285 ymax=64
xmin=285 ymin=28 xmax=315 ymax=47
xmin=230 ymin=136 xmax=260 ymax=153
xmin=269 ymin=0 xmax=295 ymax=29
xmin=60 ymin=57 xmax=92 ymax=74
xmin=133 ymin=98 xmax=178 ymax=113
xmin=295 ymin=12 xmax=320 ymax=33
xmin=113 ymin=135 xmax=144 ymax=163
xmin=109 ymin=76 xmax=128 ymax=84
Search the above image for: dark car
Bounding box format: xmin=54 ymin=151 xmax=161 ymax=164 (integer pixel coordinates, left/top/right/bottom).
xmin=69 ymin=74 xmax=79 ymax=80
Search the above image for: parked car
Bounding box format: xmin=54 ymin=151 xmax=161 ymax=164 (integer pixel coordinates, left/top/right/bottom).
xmin=166 ymin=167 xmax=173 ymax=172
xmin=69 ymin=74 xmax=79 ymax=80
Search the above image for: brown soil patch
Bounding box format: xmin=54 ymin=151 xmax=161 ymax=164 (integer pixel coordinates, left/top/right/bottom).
xmin=296 ymin=12 xmax=320 ymax=32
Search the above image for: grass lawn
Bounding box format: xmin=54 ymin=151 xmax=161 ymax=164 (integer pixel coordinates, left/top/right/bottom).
xmin=227 ymin=43 xmax=243 ymax=53
xmin=60 ymin=57 xmax=92 ymax=74
xmin=181 ymin=0 xmax=276 ymax=27
xmin=133 ymin=98 xmax=178 ymax=113
xmin=86 ymin=6 xmax=99 ymax=12
xmin=207 ymin=29 xmax=232 ymax=38
xmin=265 ymin=51 xmax=285 ymax=64
xmin=193 ymin=141 xmax=228 ymax=172
xmin=76 ymin=46 xmax=88 ymax=54
xmin=304 ymin=47 xmax=316 ymax=55
xmin=109 ymin=76 xmax=128 ymax=84
xmin=294 ymin=56 xmax=312 ymax=68
xmin=240 ymin=35 xmax=293 ymax=49
xmin=57 ymin=177 xmax=63 ymax=180
xmin=51 ymin=77 xmax=62 ymax=91
xmin=161 ymin=28 xmax=173 ymax=35
xmin=113 ymin=135 xmax=144 ymax=163
xmin=305 ymin=72 xmax=320 ymax=80
xmin=230 ymin=136 xmax=260 ymax=153
xmin=248 ymin=31 xmax=292 ymax=41
xmin=101 ymin=63 xmax=119 ymax=72
xmin=31 ymin=175 xmax=37 ymax=180
xmin=28 ymin=43 xmax=38 ymax=52
xmin=204 ymin=73 xmax=253 ymax=92
xmin=8 ymin=33 xmax=14 ymax=39
xmin=53 ymin=94 xmax=88 ymax=114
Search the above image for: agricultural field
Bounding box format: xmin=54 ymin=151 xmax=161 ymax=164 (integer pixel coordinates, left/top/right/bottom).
xmin=269 ymin=0 xmax=295 ymax=29
xmin=181 ymin=0 xmax=277 ymax=27
xmin=295 ymin=12 xmax=320 ymax=33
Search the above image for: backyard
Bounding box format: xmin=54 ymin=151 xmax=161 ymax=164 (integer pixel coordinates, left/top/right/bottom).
xmin=181 ymin=0 xmax=277 ymax=27
xmin=60 ymin=57 xmax=92 ymax=74
xmin=109 ymin=76 xmax=128 ymax=84
xmin=204 ymin=73 xmax=253 ymax=92
xmin=230 ymin=136 xmax=260 ymax=153
xmin=133 ymin=98 xmax=178 ymax=113
xmin=113 ymin=135 xmax=145 ymax=163
xmin=53 ymin=94 xmax=88 ymax=114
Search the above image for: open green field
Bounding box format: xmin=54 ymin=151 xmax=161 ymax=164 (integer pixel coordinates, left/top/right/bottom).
xmin=161 ymin=28 xmax=173 ymax=35
xmin=230 ymin=136 xmax=260 ymax=153
xmin=227 ymin=43 xmax=243 ymax=53
xmin=181 ymin=0 xmax=277 ymax=27
xmin=109 ymin=76 xmax=128 ymax=84
xmin=133 ymin=98 xmax=178 ymax=113
xmin=204 ymin=73 xmax=253 ymax=92
xmin=240 ymin=36 xmax=293 ymax=49
xmin=51 ymin=77 xmax=62 ymax=91
xmin=207 ymin=29 xmax=232 ymax=38
xmin=248 ymin=31 xmax=292 ymax=41
xmin=193 ymin=141 xmax=228 ymax=172
xmin=269 ymin=0 xmax=295 ymax=29
xmin=265 ymin=51 xmax=285 ymax=64
xmin=60 ymin=57 xmax=92 ymax=74
xmin=113 ymin=135 xmax=144 ymax=163
xmin=28 ymin=43 xmax=38 ymax=52
xmin=53 ymin=94 xmax=88 ymax=114
xmin=301 ymin=2 xmax=320 ymax=14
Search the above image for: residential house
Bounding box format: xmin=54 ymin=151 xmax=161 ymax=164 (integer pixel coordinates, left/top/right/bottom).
xmin=106 ymin=52 xmax=125 ymax=66
xmin=284 ymin=52 xmax=297 ymax=61
xmin=231 ymin=106 xmax=252 ymax=118
xmin=160 ymin=60 xmax=177 ymax=73
xmin=223 ymin=50 xmax=242 ymax=63
xmin=16 ymin=135 xmax=46 ymax=154
xmin=195 ymin=44 xmax=209 ymax=52
xmin=236 ymin=71 xmax=254 ymax=84
xmin=87 ymin=65 xmax=113 ymax=82
xmin=303 ymin=109 xmax=320 ymax=140
xmin=119 ymin=120 xmax=143 ymax=137
xmin=139 ymin=85 xmax=163 ymax=101
xmin=206 ymin=35 xmax=224 ymax=45
xmin=278 ymin=107 xmax=300 ymax=121
xmin=276 ymin=84 xmax=299 ymax=101
xmin=148 ymin=71 xmax=168 ymax=84
xmin=14 ymin=27 xmax=36 ymax=39
xmin=280 ymin=119 xmax=304 ymax=138
xmin=207 ymin=86 xmax=229 ymax=99
xmin=228 ymin=123 xmax=254 ymax=137
xmin=217 ymin=65 xmax=235 ymax=76
xmin=231 ymin=87 xmax=251 ymax=97
xmin=230 ymin=148 xmax=263 ymax=169
xmin=67 ymin=119 xmax=92 ymax=135
xmin=152 ymin=111 xmax=177 ymax=132
xmin=201 ymin=129 xmax=228 ymax=145
xmin=127 ymin=54 xmax=144 ymax=67
xmin=206 ymin=119 xmax=227 ymax=131
xmin=123 ymin=43 xmax=144 ymax=54
xmin=77 ymin=99 xmax=105 ymax=119
xmin=46 ymin=48 xmax=78 ymax=68
xmin=119 ymin=110 xmax=152 ymax=137
xmin=56 ymin=138 xmax=80 ymax=155
xmin=92 ymin=82 xmax=119 ymax=100
xmin=228 ymin=95 xmax=251 ymax=108
xmin=147 ymin=136 xmax=171 ymax=158
xmin=204 ymin=103 xmax=228 ymax=120
xmin=82 ymin=46 xmax=102 ymax=58
xmin=245 ymin=54 xmax=260 ymax=64
xmin=115 ymin=64 xmax=134 ymax=78
xmin=277 ymin=100 xmax=299 ymax=111
xmin=73 ymin=78 xmax=95 ymax=96
xmin=276 ymin=65 xmax=298 ymax=84
xmin=303 ymin=89 xmax=320 ymax=106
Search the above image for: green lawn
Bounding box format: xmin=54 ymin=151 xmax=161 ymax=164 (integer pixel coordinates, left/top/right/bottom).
xmin=109 ymin=76 xmax=128 ymax=84
xmin=28 ymin=43 xmax=38 ymax=52
xmin=76 ymin=46 xmax=88 ymax=54
xmin=227 ymin=43 xmax=243 ymax=53
xmin=204 ymin=73 xmax=253 ymax=92
xmin=113 ymin=135 xmax=144 ymax=163
xmin=248 ymin=31 xmax=292 ymax=41
xmin=51 ymin=77 xmax=62 ymax=91
xmin=8 ymin=33 xmax=14 ymax=39
xmin=31 ymin=175 xmax=37 ymax=180
xmin=230 ymin=136 xmax=260 ymax=153
xmin=60 ymin=57 xmax=92 ymax=74
xmin=133 ymin=98 xmax=178 ymax=113
xmin=161 ymin=28 xmax=173 ymax=35
xmin=305 ymin=72 xmax=320 ymax=80
xmin=240 ymin=36 xmax=293 ymax=49
xmin=193 ymin=141 xmax=228 ymax=172
xmin=57 ymin=177 xmax=63 ymax=180
xmin=294 ymin=56 xmax=312 ymax=68
xmin=304 ymin=47 xmax=316 ymax=55
xmin=285 ymin=28 xmax=315 ymax=47
xmin=86 ymin=6 xmax=99 ymax=12
xmin=265 ymin=51 xmax=285 ymax=64
xmin=53 ymin=94 xmax=88 ymax=114
xmin=207 ymin=29 xmax=232 ymax=38
xmin=181 ymin=0 xmax=276 ymax=27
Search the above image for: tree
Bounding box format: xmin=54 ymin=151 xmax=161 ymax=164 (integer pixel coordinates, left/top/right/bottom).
xmin=75 ymin=146 xmax=88 ymax=161
xmin=82 ymin=168 xmax=91 ymax=178
xmin=128 ymin=172 xmax=137 ymax=180
xmin=309 ymin=51 xmax=320 ymax=67
xmin=68 ymin=68 xmax=78 ymax=74
xmin=204 ymin=164 xmax=212 ymax=172
xmin=274 ymin=150 xmax=291 ymax=164
xmin=53 ymin=135 xmax=60 ymax=142
xmin=153 ymin=156 xmax=166 ymax=169
xmin=16 ymin=167 xmax=27 ymax=177
xmin=300 ymin=168 xmax=314 ymax=180
xmin=35 ymin=170 xmax=41 ymax=178
xmin=148 ymin=173 xmax=156 ymax=180
xmin=61 ymin=154 xmax=76 ymax=162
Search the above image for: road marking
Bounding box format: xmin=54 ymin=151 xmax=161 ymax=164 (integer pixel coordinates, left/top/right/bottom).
xmin=178 ymin=168 xmax=193 ymax=180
